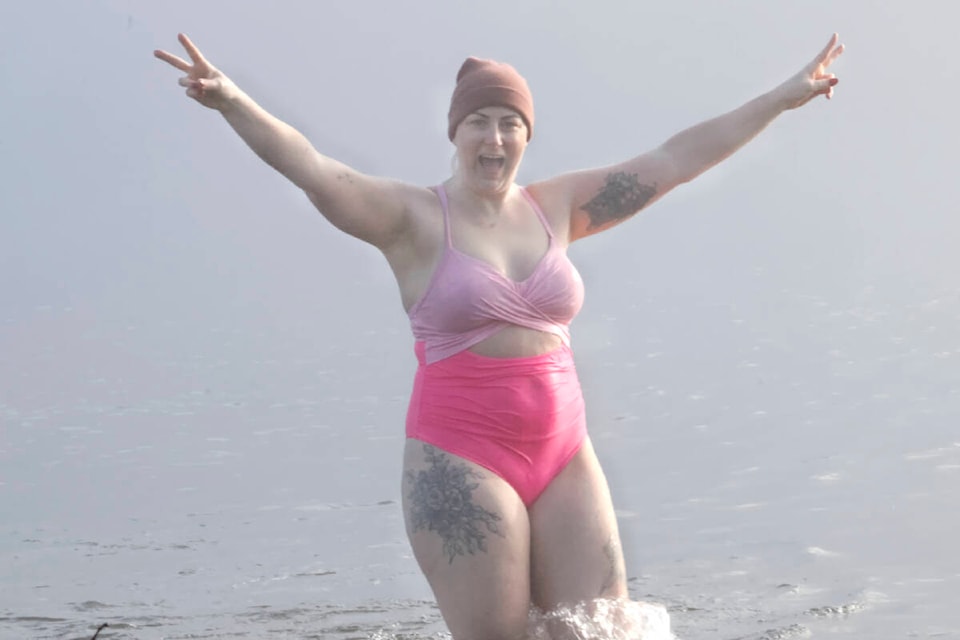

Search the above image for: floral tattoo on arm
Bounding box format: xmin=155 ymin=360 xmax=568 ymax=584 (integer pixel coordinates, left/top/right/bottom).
xmin=581 ymin=171 xmax=657 ymax=230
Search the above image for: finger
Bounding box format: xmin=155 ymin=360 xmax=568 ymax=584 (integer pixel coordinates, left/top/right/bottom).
xmin=185 ymin=81 xmax=209 ymax=101
xmin=826 ymin=42 xmax=845 ymax=67
xmin=179 ymin=76 xmax=216 ymax=96
xmin=813 ymin=33 xmax=839 ymax=66
xmin=815 ymin=76 xmax=839 ymax=96
xmin=154 ymin=48 xmax=192 ymax=72
xmin=178 ymin=32 xmax=208 ymax=65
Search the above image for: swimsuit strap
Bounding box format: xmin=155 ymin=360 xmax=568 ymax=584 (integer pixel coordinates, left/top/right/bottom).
xmin=436 ymin=184 xmax=453 ymax=247
xmin=519 ymin=186 xmax=556 ymax=240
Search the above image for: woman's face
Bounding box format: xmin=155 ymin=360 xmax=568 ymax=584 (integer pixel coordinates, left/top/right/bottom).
xmin=452 ymin=106 xmax=528 ymax=194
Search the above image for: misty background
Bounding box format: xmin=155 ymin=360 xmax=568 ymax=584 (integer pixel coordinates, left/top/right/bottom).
xmin=2 ymin=1 xmax=958 ymax=636
xmin=3 ymin=1 xmax=956 ymax=390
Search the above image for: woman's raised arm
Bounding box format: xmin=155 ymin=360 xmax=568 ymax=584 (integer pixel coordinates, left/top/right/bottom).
xmin=530 ymin=34 xmax=844 ymax=243
xmin=154 ymin=33 xmax=414 ymax=251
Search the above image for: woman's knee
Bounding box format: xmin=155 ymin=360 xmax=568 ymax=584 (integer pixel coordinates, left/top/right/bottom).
xmin=528 ymin=440 xmax=627 ymax=608
xmin=445 ymin=610 xmax=530 ymax=640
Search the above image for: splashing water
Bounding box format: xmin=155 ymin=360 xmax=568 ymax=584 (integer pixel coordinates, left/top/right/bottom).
xmin=527 ymin=598 xmax=675 ymax=640
xmin=366 ymin=598 xmax=674 ymax=639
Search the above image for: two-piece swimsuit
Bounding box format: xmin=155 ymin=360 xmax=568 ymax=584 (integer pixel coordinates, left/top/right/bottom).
xmin=405 ymin=184 xmax=587 ymax=506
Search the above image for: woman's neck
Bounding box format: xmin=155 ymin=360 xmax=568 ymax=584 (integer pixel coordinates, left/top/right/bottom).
xmin=445 ymin=175 xmax=518 ymax=217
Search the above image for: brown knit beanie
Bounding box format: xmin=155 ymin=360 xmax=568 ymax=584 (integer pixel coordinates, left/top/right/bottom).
xmin=447 ymin=57 xmax=534 ymax=142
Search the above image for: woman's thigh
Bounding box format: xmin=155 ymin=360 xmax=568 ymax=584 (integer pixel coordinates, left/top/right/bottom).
xmin=402 ymin=439 xmax=532 ymax=640
xmin=528 ymin=436 xmax=628 ymax=610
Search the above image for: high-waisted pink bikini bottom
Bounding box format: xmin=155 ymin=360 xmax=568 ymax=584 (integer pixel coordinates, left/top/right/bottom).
xmin=405 ymin=341 xmax=587 ymax=506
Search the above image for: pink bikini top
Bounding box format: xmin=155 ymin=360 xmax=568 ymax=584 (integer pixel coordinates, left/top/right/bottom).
xmin=408 ymin=184 xmax=585 ymax=364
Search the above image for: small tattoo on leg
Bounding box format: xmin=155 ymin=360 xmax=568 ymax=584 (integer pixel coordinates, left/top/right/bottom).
xmin=405 ymin=445 xmax=503 ymax=563
xmin=581 ymin=172 xmax=657 ymax=229
xmin=600 ymin=534 xmax=626 ymax=596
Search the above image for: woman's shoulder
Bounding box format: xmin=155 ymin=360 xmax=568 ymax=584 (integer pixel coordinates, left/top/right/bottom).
xmin=402 ymin=183 xmax=444 ymax=222
xmin=523 ymin=181 xmax=573 ymax=243
xmin=390 ymin=182 xmax=445 ymax=253
xmin=380 ymin=181 xmax=443 ymax=237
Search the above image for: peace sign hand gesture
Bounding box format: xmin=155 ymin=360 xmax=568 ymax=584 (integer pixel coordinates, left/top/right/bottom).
xmin=776 ymin=33 xmax=845 ymax=110
xmin=154 ymin=33 xmax=237 ymax=111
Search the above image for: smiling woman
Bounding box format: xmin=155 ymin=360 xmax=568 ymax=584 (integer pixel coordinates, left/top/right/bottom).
xmin=154 ymin=31 xmax=843 ymax=639
xmin=454 ymin=107 xmax=528 ymax=192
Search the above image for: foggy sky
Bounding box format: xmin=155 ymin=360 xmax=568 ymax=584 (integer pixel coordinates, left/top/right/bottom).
xmin=2 ymin=1 xmax=958 ymax=408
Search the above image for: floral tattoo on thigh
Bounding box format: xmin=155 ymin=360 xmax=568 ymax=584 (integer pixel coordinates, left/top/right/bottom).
xmin=405 ymin=444 xmax=503 ymax=563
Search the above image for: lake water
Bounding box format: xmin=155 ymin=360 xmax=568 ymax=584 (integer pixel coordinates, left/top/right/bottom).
xmin=2 ymin=274 xmax=958 ymax=639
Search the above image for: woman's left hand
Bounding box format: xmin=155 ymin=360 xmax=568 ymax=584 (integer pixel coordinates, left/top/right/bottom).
xmin=776 ymin=33 xmax=845 ymax=110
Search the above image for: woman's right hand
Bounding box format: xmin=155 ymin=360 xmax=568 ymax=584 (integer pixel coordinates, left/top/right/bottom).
xmin=154 ymin=33 xmax=237 ymax=111
xmin=773 ymin=33 xmax=844 ymax=111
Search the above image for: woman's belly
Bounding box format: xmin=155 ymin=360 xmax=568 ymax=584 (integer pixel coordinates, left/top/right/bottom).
xmin=467 ymin=325 xmax=564 ymax=358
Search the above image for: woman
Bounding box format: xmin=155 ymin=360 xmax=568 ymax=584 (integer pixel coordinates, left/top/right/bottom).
xmin=155 ymin=33 xmax=843 ymax=639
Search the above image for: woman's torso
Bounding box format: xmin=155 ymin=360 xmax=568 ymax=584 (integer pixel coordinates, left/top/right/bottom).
xmin=383 ymin=182 xmax=581 ymax=360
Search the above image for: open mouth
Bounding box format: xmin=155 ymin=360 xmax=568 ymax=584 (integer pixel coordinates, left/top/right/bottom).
xmin=479 ymin=155 xmax=505 ymax=169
